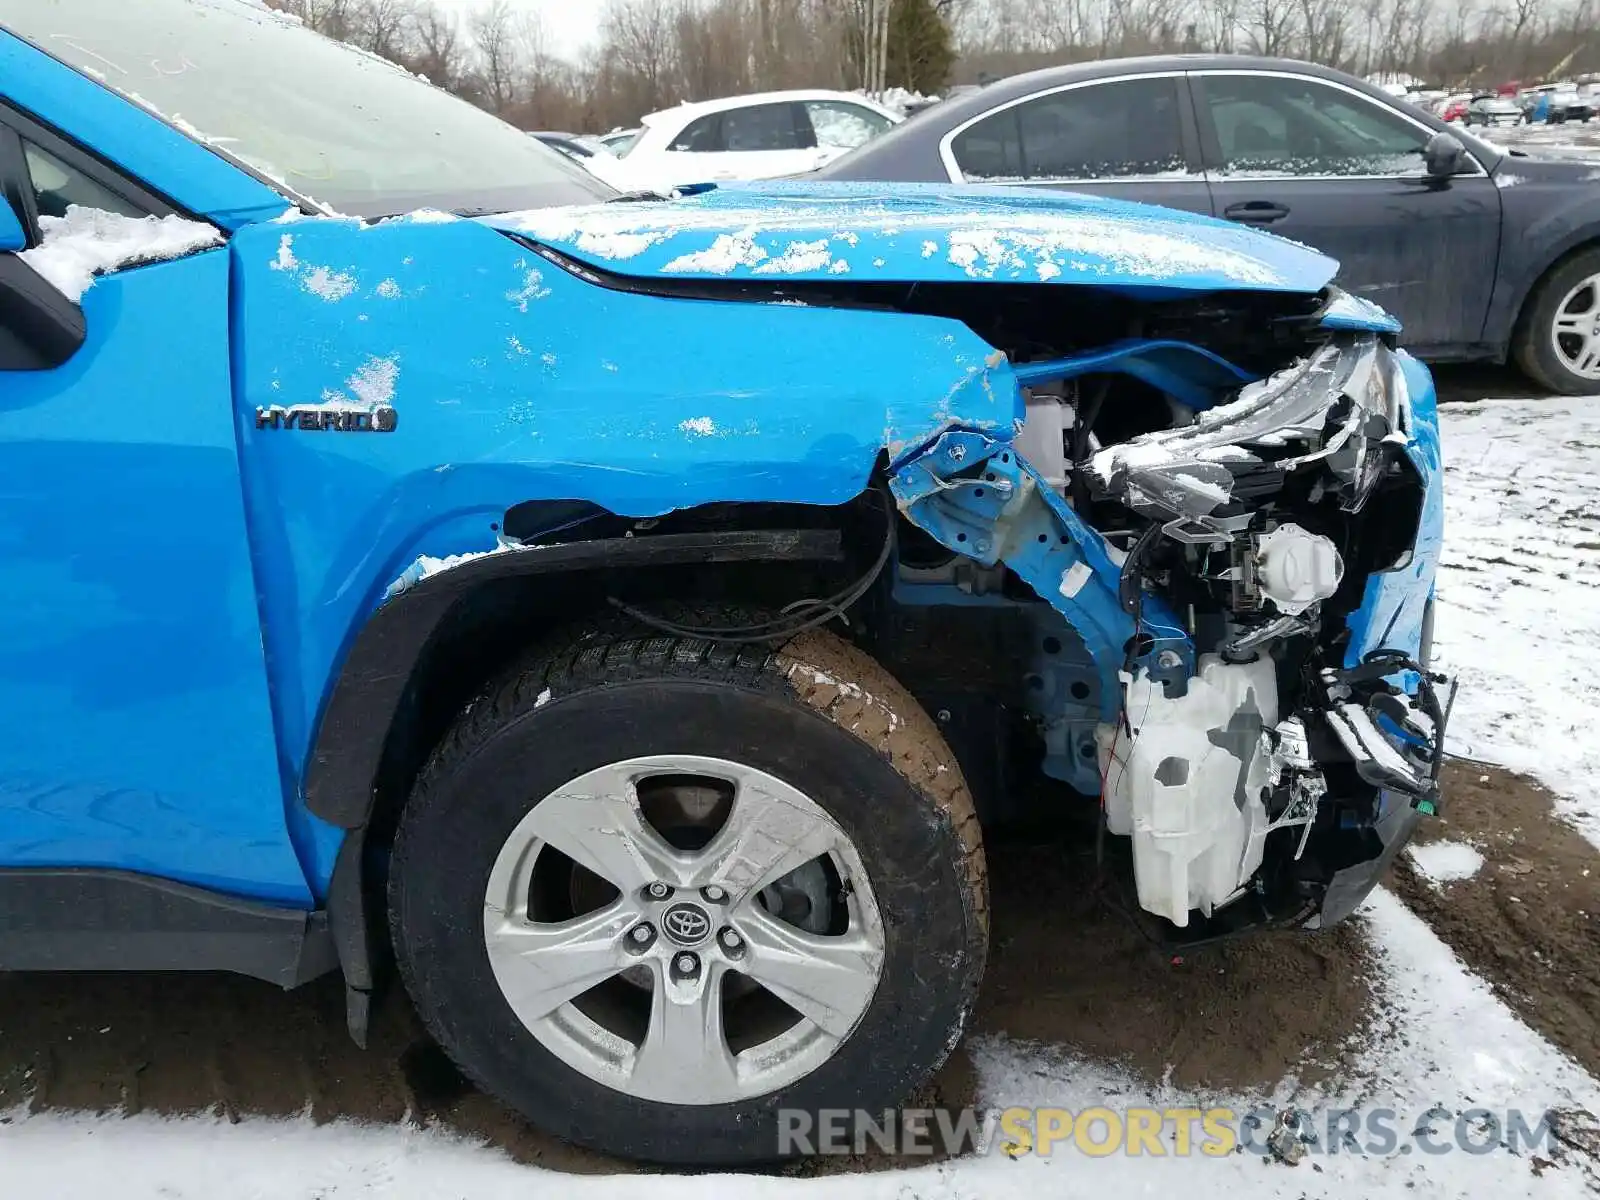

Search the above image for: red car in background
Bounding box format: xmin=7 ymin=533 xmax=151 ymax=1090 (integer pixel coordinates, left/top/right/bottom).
xmin=1441 ymin=97 xmax=1469 ymax=122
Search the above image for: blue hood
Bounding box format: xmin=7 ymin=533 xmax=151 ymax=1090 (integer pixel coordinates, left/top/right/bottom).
xmin=484 ymin=180 xmax=1338 ymax=297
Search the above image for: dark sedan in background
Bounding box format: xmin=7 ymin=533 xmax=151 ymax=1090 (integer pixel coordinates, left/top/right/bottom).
xmin=819 ymin=55 xmax=1600 ymax=394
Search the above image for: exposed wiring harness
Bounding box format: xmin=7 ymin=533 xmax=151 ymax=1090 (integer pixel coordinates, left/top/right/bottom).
xmin=606 ymin=488 xmax=896 ymax=645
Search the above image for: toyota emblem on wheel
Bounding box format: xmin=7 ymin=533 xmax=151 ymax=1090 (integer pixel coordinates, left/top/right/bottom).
xmin=661 ymin=902 xmax=712 ymax=947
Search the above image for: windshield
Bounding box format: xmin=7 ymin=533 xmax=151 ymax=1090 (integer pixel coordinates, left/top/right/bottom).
xmin=0 ymin=0 xmax=614 ymax=217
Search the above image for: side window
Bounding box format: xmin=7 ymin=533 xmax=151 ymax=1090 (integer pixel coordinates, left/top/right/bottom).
xmin=719 ymin=103 xmax=807 ymax=152
xmin=667 ymin=115 xmax=723 ymax=154
xmin=1201 ymin=75 xmax=1431 ymax=177
xmin=951 ymin=78 xmax=1189 ymax=182
xmin=804 ymin=101 xmax=893 ymax=151
xmin=24 ymin=141 xmax=146 ymax=221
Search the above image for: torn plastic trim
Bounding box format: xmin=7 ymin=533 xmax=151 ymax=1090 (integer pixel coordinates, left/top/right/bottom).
xmin=1316 ymin=285 xmax=1402 ymax=335
xmin=1316 ymin=649 xmax=1454 ymax=811
xmin=1341 ymin=350 xmax=1441 ymax=669
xmin=890 ymin=427 xmax=1193 ymax=719
xmin=1087 ymin=333 xmax=1402 ymax=535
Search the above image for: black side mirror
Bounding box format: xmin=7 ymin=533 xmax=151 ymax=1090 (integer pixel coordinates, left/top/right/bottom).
xmin=0 ymin=254 xmax=87 ymax=370
xmin=0 ymin=195 xmax=87 ymax=371
xmin=1424 ymin=131 xmax=1467 ymax=179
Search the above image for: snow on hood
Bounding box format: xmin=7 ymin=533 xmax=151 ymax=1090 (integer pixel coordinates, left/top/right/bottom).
xmin=485 ymin=180 xmax=1338 ymax=296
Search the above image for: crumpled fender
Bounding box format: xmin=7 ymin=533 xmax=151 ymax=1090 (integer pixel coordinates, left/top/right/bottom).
xmin=228 ymin=213 xmax=1019 ymax=801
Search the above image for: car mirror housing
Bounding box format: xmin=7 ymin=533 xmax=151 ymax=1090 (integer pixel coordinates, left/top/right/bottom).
xmin=1424 ymin=131 xmax=1467 ymax=179
xmin=0 ymin=196 xmax=25 ymax=254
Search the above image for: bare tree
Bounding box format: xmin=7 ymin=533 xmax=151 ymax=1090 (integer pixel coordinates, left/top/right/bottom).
xmin=408 ymin=2 xmax=466 ymax=89
xmin=470 ymin=0 xmax=523 ymax=113
xmin=278 ymin=0 xmax=1600 ymax=137
xmin=356 ymin=0 xmax=414 ymax=59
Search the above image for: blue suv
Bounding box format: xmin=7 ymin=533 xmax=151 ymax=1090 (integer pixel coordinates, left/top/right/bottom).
xmin=0 ymin=0 xmax=1448 ymax=1165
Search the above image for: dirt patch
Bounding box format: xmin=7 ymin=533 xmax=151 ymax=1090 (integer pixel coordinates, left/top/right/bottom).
xmin=1390 ymin=760 xmax=1600 ymax=1078
xmin=970 ymin=835 xmax=1374 ymax=1090
xmin=0 ymin=832 xmax=1375 ymax=1171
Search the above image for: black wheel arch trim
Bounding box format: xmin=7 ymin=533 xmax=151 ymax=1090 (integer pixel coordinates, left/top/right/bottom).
xmin=303 ymin=527 xmax=844 ymax=832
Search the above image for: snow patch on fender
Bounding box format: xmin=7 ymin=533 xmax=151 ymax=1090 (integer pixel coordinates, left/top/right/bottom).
xmin=302 ymin=265 xmax=357 ymax=302
xmin=318 ymin=356 xmax=400 ymax=409
xmin=383 ymin=537 xmax=521 ymax=599
xmin=20 ymin=205 xmax=222 ymax=302
xmin=266 ymin=232 xmax=359 ymax=301
xmin=507 ymin=267 xmax=552 ymax=310
xmin=271 ymin=234 xmax=298 ymax=271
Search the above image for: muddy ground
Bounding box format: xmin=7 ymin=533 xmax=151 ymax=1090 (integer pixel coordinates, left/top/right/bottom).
xmin=0 ymin=760 xmax=1588 ymax=1174
xmin=1392 ymin=761 xmax=1600 ymax=1080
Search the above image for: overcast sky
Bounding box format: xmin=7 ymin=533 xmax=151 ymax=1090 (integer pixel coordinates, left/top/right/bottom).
xmin=427 ymin=0 xmax=603 ymax=58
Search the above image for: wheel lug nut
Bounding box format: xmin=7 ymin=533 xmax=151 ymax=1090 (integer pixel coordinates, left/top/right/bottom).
xmin=674 ymin=952 xmax=699 ymax=975
xmin=646 ymin=882 xmax=671 ymax=900
xmin=630 ymin=924 xmax=653 ymax=944
xmin=702 ymin=885 xmax=727 ymax=903
xmin=720 ymin=928 xmax=743 ymax=952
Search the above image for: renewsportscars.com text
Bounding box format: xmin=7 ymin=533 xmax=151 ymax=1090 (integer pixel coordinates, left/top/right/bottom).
xmin=778 ymin=1105 xmax=1565 ymax=1158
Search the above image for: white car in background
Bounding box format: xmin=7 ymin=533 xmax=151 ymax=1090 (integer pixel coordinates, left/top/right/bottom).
xmin=608 ymin=89 xmax=902 ymax=191
xmin=598 ymin=127 xmax=641 ymax=154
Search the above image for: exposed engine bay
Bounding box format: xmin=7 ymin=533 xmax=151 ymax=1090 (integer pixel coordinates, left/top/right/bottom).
xmin=884 ymin=289 xmax=1453 ymax=941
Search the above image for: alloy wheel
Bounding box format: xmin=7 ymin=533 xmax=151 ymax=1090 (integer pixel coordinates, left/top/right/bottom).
xmin=1550 ymin=272 xmax=1600 ymax=381
xmin=481 ymin=754 xmax=886 ymax=1105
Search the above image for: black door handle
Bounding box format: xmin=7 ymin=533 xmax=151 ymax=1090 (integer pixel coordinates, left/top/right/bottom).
xmin=1224 ymin=201 xmax=1290 ymax=223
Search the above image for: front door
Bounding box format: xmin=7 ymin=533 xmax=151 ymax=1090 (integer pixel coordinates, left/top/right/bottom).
xmin=0 ymin=111 xmax=307 ymax=904
xmin=1191 ymin=70 xmax=1502 ymax=353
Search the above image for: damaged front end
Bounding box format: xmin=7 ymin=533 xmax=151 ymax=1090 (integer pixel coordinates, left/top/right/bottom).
xmin=891 ymin=300 xmax=1450 ymax=939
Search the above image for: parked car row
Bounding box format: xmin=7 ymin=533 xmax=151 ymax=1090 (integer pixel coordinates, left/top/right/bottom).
xmin=1517 ymin=81 xmax=1595 ymax=124
xmin=1437 ymin=80 xmax=1597 ymax=126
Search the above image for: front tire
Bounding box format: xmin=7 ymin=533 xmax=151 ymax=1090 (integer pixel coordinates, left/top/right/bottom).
xmin=1513 ymin=247 xmax=1600 ymax=395
xmin=388 ymin=627 xmax=987 ymax=1164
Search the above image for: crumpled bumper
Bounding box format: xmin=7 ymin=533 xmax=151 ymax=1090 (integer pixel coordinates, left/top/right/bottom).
xmin=891 ymin=325 xmax=1449 ymax=935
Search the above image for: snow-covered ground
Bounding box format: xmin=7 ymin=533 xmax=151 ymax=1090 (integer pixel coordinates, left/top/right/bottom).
xmin=1432 ymin=398 xmax=1600 ymax=849
xmin=1468 ymin=118 xmax=1600 ymax=163
xmin=5 ymin=889 xmax=1596 ymax=1198
xmin=2 ymin=396 xmax=1597 ymax=1198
